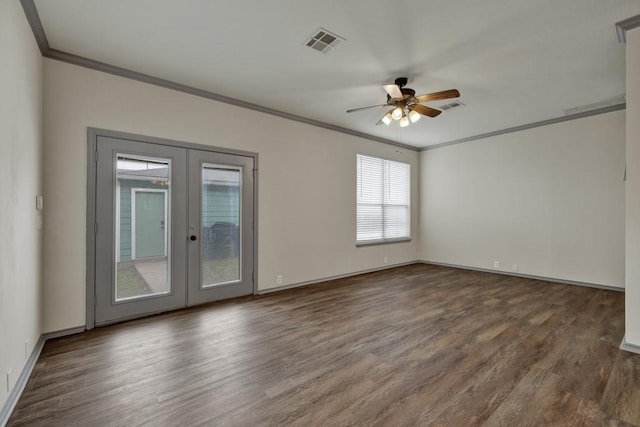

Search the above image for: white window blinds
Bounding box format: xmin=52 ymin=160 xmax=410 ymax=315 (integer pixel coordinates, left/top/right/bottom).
xmin=356 ymin=154 xmax=410 ymax=243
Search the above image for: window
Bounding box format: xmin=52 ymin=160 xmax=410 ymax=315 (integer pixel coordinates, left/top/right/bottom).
xmin=356 ymin=154 xmax=410 ymax=244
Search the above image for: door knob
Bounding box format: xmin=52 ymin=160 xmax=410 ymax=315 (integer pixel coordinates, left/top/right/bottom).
xmin=190 ymin=235 xmax=197 ymax=241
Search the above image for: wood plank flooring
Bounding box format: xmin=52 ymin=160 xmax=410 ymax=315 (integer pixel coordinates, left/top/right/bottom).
xmin=8 ymin=264 xmax=640 ymax=426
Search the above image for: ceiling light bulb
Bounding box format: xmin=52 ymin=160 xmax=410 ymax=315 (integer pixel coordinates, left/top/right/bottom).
xmin=392 ymin=107 xmax=403 ymax=120
xmin=399 ymin=115 xmax=410 ymax=127
xmin=409 ymin=110 xmax=421 ymax=123
xmin=381 ymin=113 xmax=392 ymax=125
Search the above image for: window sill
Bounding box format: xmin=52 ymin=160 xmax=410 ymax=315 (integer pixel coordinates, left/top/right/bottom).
xmin=356 ymin=238 xmax=412 ymax=247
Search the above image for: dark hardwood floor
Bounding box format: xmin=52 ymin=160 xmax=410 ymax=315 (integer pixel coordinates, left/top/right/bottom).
xmin=8 ymin=264 xmax=640 ymax=426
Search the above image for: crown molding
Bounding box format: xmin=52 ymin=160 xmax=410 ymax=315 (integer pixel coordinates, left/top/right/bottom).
xmin=616 ymin=14 xmax=640 ymax=43
xmin=19 ymin=0 xmax=49 ymax=54
xmin=19 ymin=0 xmax=417 ymax=152
xmin=20 ymin=0 xmax=636 ymax=153
xmin=420 ymin=103 xmax=626 ymax=152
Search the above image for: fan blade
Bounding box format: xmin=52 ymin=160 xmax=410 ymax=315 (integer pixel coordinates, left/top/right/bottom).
xmin=346 ymin=104 xmax=390 ymax=113
xmin=415 ymin=89 xmax=460 ymax=104
xmin=410 ymin=104 xmax=442 ymax=118
xmin=383 ymin=84 xmax=403 ymax=100
xmin=376 ymin=108 xmax=395 ymax=125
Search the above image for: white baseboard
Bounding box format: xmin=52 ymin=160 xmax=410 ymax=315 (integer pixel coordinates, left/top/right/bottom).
xmin=420 ymin=260 xmax=625 ymax=293
xmin=258 ymin=260 xmax=625 ymax=295
xmin=0 ymin=335 xmax=45 ymax=427
xmin=257 ymin=260 xmax=419 ymax=295
xmin=0 ymin=326 xmax=84 ymax=427
xmin=43 ymin=326 xmax=86 ymax=340
xmin=620 ymin=335 xmax=640 ymax=355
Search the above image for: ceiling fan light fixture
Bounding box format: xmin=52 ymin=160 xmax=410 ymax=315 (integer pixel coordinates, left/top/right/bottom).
xmin=345 ymin=78 xmax=459 ymax=127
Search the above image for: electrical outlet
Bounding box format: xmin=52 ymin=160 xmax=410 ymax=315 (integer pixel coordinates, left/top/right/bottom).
xmin=276 ymin=275 xmax=283 ymax=285
xmin=493 ymin=260 xmax=500 ymax=269
xmin=512 ymin=264 xmax=519 ymax=271
xmin=384 ymin=256 xmax=388 ymax=263
xmin=6 ymin=370 xmax=11 ymax=393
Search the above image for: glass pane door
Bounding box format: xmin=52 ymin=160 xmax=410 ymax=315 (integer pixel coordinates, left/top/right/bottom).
xmin=91 ymin=132 xmax=255 ymax=326
xmin=94 ymin=137 xmax=187 ymax=326
xmin=188 ymin=150 xmax=254 ymax=305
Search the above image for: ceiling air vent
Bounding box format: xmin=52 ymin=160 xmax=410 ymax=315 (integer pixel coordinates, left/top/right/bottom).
xmin=305 ymin=28 xmax=345 ymax=54
xmin=439 ymin=100 xmax=465 ymax=111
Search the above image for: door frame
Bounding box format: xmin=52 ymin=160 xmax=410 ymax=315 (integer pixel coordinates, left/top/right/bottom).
xmin=86 ymin=127 xmax=259 ymax=330
xmin=131 ymin=188 xmax=169 ymax=260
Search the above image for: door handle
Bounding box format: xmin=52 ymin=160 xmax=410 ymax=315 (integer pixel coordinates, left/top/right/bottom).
xmin=189 ymin=235 xmax=197 ymax=241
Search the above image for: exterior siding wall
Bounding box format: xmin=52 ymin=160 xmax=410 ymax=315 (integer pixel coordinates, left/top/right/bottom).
xmin=202 ymin=184 xmax=240 ymax=227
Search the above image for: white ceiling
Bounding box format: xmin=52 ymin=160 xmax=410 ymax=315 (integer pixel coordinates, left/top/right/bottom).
xmin=33 ymin=0 xmax=640 ymax=148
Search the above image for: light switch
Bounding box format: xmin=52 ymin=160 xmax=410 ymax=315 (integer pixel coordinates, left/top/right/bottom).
xmin=36 ymin=195 xmax=43 ymax=211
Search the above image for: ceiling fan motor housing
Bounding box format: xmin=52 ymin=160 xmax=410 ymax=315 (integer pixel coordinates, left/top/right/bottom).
xmin=401 ymin=88 xmax=415 ymax=97
xmin=386 ymin=87 xmax=416 ymax=104
xmin=395 ymin=77 xmax=408 ymax=88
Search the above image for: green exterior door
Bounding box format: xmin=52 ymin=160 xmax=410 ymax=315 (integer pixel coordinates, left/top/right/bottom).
xmin=133 ymin=190 xmax=166 ymax=259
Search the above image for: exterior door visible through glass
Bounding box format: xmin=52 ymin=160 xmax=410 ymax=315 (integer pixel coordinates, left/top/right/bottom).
xmin=93 ymin=135 xmax=255 ymax=326
xmin=124 ymin=162 xmax=170 ymax=300
xmin=133 ymin=190 xmax=167 ymax=258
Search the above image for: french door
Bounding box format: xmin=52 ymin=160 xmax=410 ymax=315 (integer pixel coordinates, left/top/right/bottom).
xmin=92 ymin=135 xmax=254 ymax=326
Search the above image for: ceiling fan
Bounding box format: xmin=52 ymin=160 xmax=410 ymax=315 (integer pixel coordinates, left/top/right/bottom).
xmin=346 ymin=77 xmax=460 ymax=127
